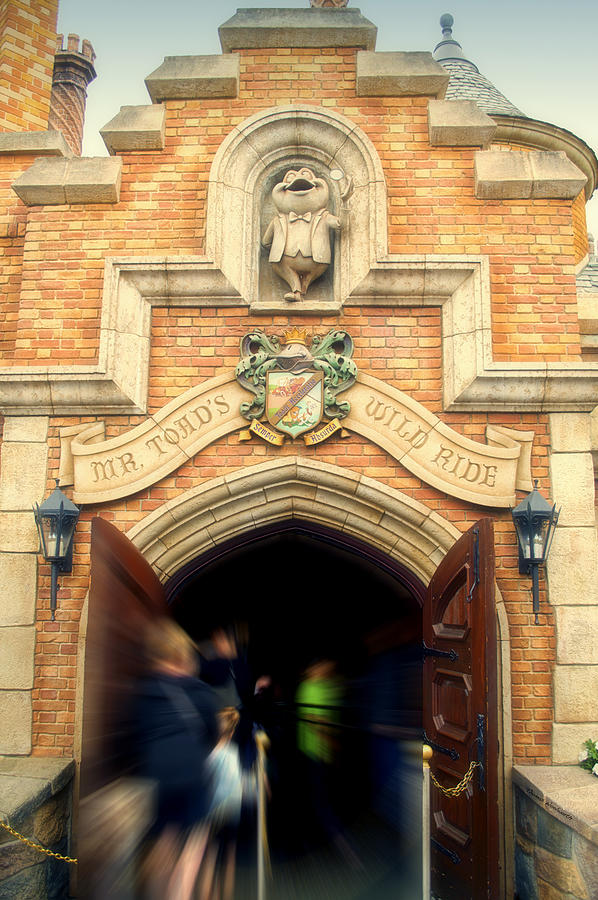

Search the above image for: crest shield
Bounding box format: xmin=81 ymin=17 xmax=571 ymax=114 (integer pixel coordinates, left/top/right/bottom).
xmin=266 ymin=370 xmax=323 ymax=438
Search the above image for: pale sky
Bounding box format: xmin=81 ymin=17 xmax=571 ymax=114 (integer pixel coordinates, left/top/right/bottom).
xmin=57 ymin=0 xmax=598 ymax=242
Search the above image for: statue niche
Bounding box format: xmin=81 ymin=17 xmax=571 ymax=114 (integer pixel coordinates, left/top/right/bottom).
xmin=261 ymin=166 xmax=352 ymax=303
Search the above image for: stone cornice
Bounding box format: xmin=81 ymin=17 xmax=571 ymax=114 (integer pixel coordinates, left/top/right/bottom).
xmin=492 ymin=115 xmax=598 ymax=199
xmin=0 ymin=255 xmax=596 ymax=417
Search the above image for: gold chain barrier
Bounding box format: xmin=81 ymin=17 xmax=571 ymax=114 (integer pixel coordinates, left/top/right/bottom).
xmin=429 ymin=759 xmax=480 ymax=798
xmin=0 ymin=820 xmax=77 ymax=864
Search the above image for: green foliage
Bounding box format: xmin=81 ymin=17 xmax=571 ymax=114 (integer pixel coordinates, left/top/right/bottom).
xmin=578 ymin=738 xmax=598 ymax=775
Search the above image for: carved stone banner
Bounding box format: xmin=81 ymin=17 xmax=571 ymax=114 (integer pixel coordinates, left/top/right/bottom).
xmin=64 ymin=373 xmax=247 ymax=504
xmin=62 ymin=371 xmax=533 ymax=506
xmin=345 ymin=373 xmax=533 ymax=507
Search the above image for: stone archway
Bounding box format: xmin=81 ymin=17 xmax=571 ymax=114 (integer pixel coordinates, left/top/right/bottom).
xmin=126 ymin=457 xmax=459 ymax=584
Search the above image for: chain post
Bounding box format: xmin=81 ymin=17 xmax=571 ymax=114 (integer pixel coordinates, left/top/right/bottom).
xmin=422 ymin=744 xmax=433 ymax=900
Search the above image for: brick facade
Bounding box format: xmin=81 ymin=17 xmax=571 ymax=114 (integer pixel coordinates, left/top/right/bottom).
xmin=2 ymin=7 xmax=598 ymax=897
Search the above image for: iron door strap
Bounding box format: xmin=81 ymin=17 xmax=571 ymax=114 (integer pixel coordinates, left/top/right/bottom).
xmin=466 ymin=524 xmax=480 ymax=603
xmin=423 ymin=730 xmax=460 ymax=761
xmin=431 ymin=837 xmax=461 ymax=866
xmin=422 ymin=640 xmax=458 ymax=662
xmin=476 ymin=713 xmax=486 ymax=792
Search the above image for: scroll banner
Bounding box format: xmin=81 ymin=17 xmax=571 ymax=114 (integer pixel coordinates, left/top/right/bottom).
xmin=61 ymin=371 xmax=533 ymax=507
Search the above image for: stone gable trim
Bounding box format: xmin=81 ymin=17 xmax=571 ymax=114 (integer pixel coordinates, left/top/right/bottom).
xmin=428 ymin=99 xmax=496 ymax=147
xmin=11 ymin=156 xmax=122 ymax=205
xmin=492 ymin=116 xmax=598 ymax=199
xmin=474 ymin=149 xmax=587 ymax=201
xmin=218 ymin=8 xmax=377 ymax=52
xmin=100 ymin=104 xmax=166 ymax=154
xmin=0 ymin=131 xmax=72 ymax=157
xmin=356 ymin=51 xmax=448 ymax=98
xmin=144 ymin=55 xmax=240 ymax=102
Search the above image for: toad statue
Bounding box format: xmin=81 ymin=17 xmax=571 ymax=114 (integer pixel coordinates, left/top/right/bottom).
xmin=262 ymin=167 xmax=350 ymax=302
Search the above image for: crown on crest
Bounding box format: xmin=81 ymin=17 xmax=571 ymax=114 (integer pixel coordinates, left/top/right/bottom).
xmin=282 ymin=327 xmax=309 ymax=346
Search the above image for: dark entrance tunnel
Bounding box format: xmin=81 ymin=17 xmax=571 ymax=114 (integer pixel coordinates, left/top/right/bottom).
xmin=167 ymin=522 xmax=425 ymax=899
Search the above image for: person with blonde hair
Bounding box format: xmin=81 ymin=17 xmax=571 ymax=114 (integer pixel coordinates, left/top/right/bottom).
xmin=133 ymin=617 xmax=218 ymax=900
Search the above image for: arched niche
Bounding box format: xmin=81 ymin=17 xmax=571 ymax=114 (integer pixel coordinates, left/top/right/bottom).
xmin=206 ymin=105 xmax=388 ymax=310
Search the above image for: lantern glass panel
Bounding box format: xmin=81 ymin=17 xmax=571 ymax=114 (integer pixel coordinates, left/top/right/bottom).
xmin=40 ymin=515 xmax=75 ymax=560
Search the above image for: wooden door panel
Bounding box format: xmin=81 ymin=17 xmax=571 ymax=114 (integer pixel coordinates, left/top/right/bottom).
xmin=80 ymin=517 xmax=167 ymax=799
xmin=424 ymin=518 xmax=499 ymax=900
xmin=432 ymin=670 xmax=473 ymax=743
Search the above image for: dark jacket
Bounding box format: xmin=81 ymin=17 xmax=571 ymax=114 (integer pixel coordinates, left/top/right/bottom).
xmin=134 ymin=672 xmax=218 ymax=829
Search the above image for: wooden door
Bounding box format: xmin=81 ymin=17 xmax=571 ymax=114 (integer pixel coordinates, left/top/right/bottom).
xmin=79 ymin=517 xmax=167 ymax=800
xmin=423 ymin=518 xmax=499 ymax=899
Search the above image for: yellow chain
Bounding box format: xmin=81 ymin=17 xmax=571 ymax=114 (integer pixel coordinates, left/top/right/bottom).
xmin=0 ymin=820 xmax=78 ymax=863
xmin=429 ymin=760 xmax=480 ymax=797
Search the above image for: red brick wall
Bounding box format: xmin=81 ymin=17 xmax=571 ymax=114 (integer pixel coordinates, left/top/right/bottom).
xmin=0 ymin=45 xmax=570 ymax=764
xmin=0 ymin=0 xmax=58 ymax=131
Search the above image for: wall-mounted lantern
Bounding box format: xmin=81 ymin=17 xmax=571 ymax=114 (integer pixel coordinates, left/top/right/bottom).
xmin=33 ymin=480 xmax=80 ymax=621
xmin=511 ymin=481 xmax=560 ymax=625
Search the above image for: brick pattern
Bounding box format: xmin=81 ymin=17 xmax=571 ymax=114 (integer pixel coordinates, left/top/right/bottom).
xmin=1 ymin=43 xmax=589 ymax=764
xmin=0 ymin=47 xmax=584 ymax=365
xmin=572 ymin=190 xmax=589 ymax=264
xmin=0 ymin=0 xmax=58 ymax=131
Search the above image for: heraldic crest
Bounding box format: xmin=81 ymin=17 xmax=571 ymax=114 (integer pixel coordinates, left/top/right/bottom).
xmin=235 ymin=328 xmax=357 ymax=445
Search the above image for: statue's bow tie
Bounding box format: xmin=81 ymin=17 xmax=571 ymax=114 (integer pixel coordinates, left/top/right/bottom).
xmin=288 ymin=211 xmax=312 ymax=223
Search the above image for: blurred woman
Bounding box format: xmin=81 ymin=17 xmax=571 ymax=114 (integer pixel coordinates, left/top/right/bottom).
xmin=134 ymin=618 xmax=218 ymax=900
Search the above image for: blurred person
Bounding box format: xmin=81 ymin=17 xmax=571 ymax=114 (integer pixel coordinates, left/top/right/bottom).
xmin=133 ymin=618 xmax=218 ymax=900
xmin=295 ymin=658 xmax=347 ymax=851
xmin=199 ymin=707 xmax=244 ymax=900
xmin=200 ymin=625 xmax=269 ymax=771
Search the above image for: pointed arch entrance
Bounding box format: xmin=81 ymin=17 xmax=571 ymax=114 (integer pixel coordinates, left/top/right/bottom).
xmin=80 ymin=459 xmax=510 ymax=898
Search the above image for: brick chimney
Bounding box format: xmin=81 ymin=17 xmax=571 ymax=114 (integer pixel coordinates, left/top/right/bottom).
xmin=49 ymin=34 xmax=96 ymax=155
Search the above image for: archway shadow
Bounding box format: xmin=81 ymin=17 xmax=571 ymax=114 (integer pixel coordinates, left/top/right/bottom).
xmin=168 ymin=521 xmax=424 ymax=900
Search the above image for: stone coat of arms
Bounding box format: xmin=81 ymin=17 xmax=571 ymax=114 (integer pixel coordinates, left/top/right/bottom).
xmin=235 ymin=328 xmax=357 ymax=444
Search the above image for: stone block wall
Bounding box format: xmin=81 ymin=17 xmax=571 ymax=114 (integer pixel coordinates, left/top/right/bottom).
xmin=514 ymin=781 xmax=598 ymax=900
xmin=0 ymin=758 xmax=74 ymax=899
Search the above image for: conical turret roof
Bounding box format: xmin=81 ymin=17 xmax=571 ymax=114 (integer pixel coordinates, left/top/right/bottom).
xmin=433 ymin=14 xmax=524 ymax=117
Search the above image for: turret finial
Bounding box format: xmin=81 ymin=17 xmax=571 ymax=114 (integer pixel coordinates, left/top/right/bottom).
xmin=439 ymin=13 xmax=454 ymax=36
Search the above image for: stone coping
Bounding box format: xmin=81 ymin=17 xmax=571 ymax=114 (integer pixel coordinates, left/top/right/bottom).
xmin=12 ymin=156 xmax=122 ymax=206
xmin=0 ymin=131 xmax=72 ymax=158
xmin=492 ymin=115 xmax=598 ymax=199
xmin=145 ymin=55 xmax=239 ymax=102
xmin=513 ymin=765 xmax=598 ymax=847
xmin=0 ymin=757 xmax=75 ymax=826
xmin=218 ymin=7 xmax=377 ymax=52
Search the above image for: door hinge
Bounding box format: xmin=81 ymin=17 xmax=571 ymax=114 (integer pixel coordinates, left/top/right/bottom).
xmin=431 ymin=837 xmax=461 ymax=866
xmin=466 ymin=524 xmax=480 ymax=603
xmin=423 ymin=730 xmax=460 ymax=761
xmin=422 ymin=640 xmax=458 ymax=662
xmin=476 ymin=713 xmax=485 ymax=792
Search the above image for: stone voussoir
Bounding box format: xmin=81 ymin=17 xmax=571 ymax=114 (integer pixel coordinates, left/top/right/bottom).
xmin=100 ymin=104 xmax=166 ymax=154
xmin=428 ymin=99 xmax=496 ymax=146
xmin=218 ymin=7 xmax=376 ymax=52
xmin=12 ymin=156 xmax=122 ymax=206
xmin=356 ymin=51 xmax=449 ymax=98
xmin=475 ymin=149 xmax=587 ymax=200
xmin=145 ymin=55 xmax=240 ymax=102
